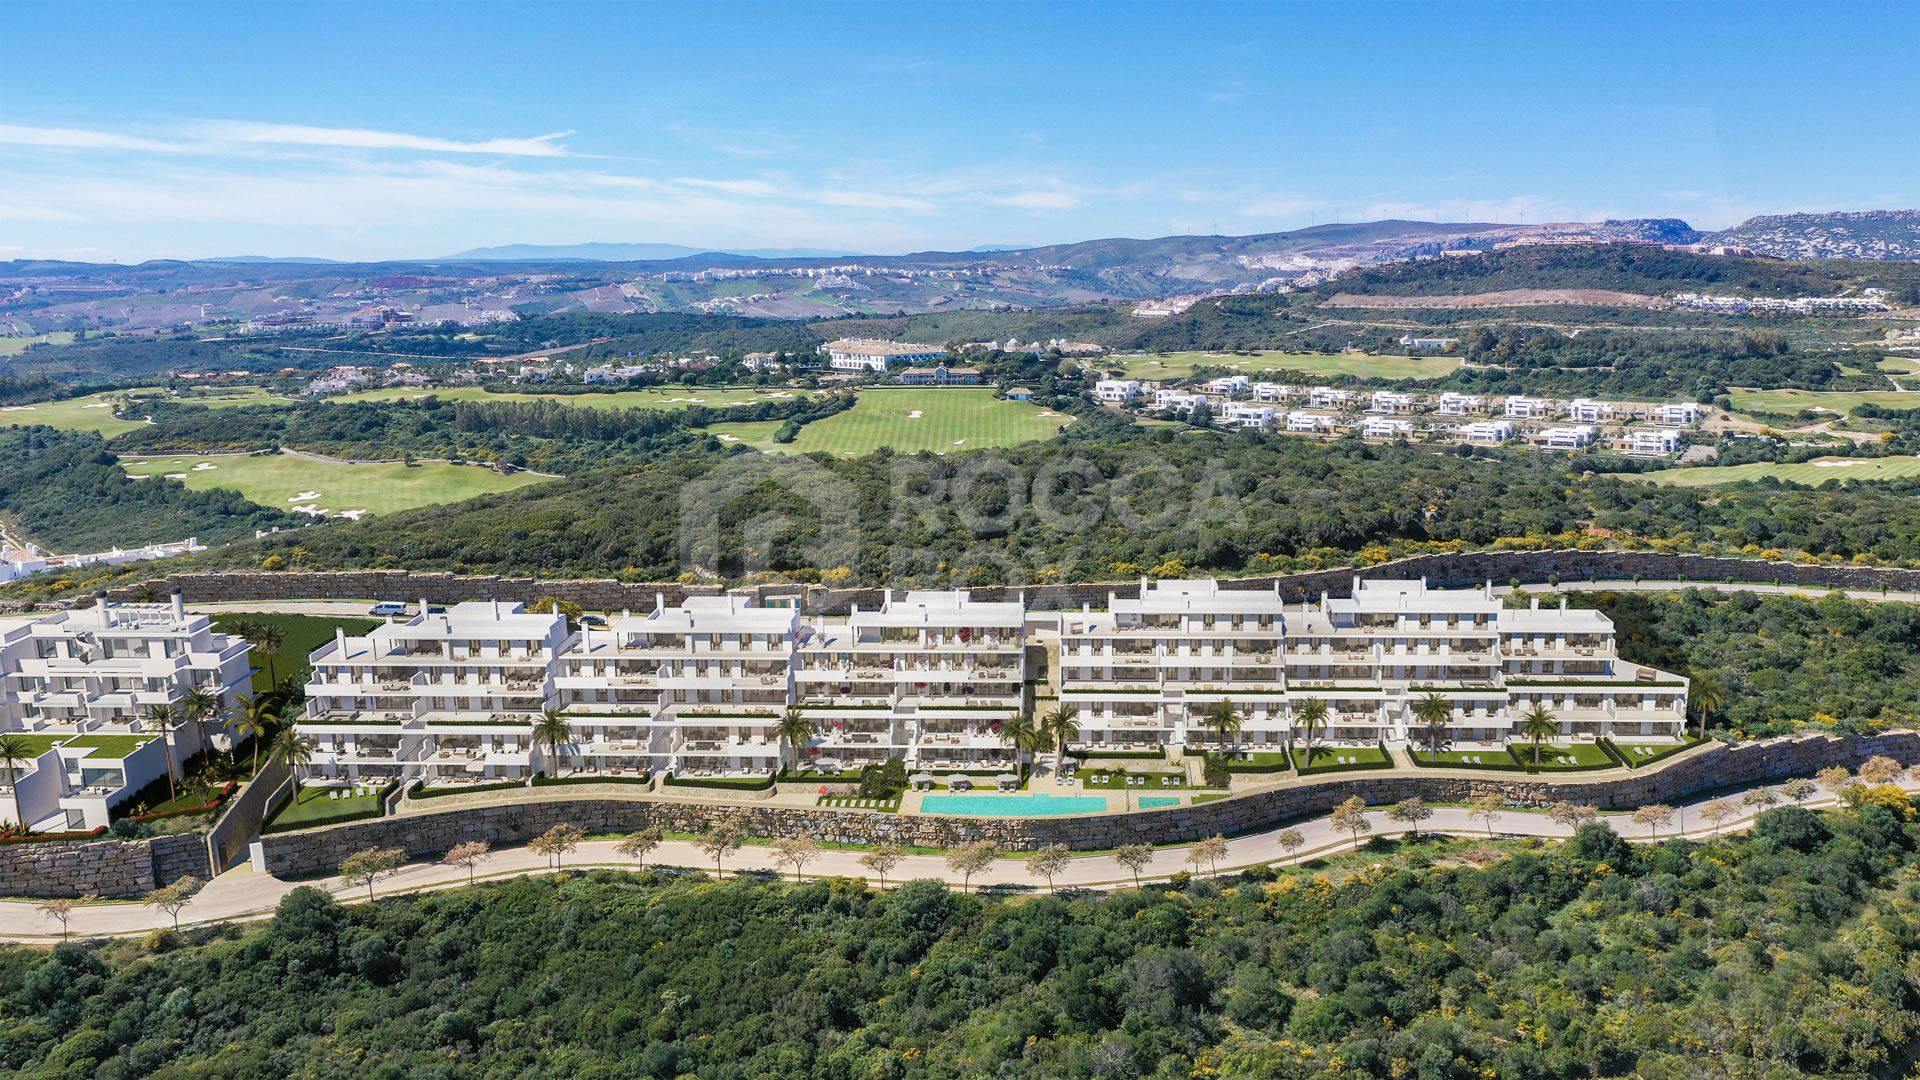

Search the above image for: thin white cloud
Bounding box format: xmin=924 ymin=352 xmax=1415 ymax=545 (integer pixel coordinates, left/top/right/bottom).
xmin=985 ymin=191 xmax=1083 ymax=211
xmin=193 ymin=122 xmax=575 ymax=157
xmin=0 ymin=124 xmax=184 ymax=153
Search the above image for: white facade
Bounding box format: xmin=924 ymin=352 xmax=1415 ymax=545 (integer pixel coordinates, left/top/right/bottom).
xmin=1459 ymin=420 xmax=1514 ymax=443
xmin=1094 ymin=379 xmax=1143 ymax=403
xmin=1368 ymin=390 xmax=1417 ymax=414
xmin=1539 ymin=425 xmax=1597 ymax=450
xmin=298 ymin=601 xmax=571 ymax=788
xmin=1061 ymin=578 xmax=1687 ymax=752
xmin=1362 ymin=417 xmax=1414 ymax=438
xmin=1628 ymin=428 xmax=1683 ymax=454
xmin=1567 ymin=399 xmax=1616 ymax=423
xmin=1435 ymin=393 xmax=1483 ymax=416
xmin=1154 ymin=389 xmax=1208 ymax=413
xmin=1286 ymin=411 xmax=1338 ymax=433
xmin=818 ymin=338 xmax=945 ymax=373
xmin=1251 ymin=382 xmax=1295 ymax=403
xmin=1206 ymin=375 xmax=1251 ymax=397
xmin=0 ymin=597 xmax=253 ymax=830
xmin=1504 ymin=395 xmax=1550 ymax=419
xmin=1653 ymin=402 xmax=1702 ymax=426
xmin=1309 ymin=386 xmax=1354 ymax=409
xmin=1219 ymin=403 xmax=1278 ymax=429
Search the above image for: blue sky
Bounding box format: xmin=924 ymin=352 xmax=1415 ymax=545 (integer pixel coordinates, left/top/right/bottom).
xmin=2 ymin=0 xmax=1914 ymax=262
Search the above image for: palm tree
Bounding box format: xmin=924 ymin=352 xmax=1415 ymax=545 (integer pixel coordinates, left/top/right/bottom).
xmin=1687 ymin=670 xmax=1725 ymax=740
xmin=1518 ymin=703 xmax=1558 ymax=767
xmin=1039 ymin=704 xmax=1080 ymax=772
xmin=232 ymin=694 xmax=280 ymax=776
xmin=145 ymin=704 xmax=179 ymax=801
xmin=1411 ymin=692 xmax=1451 ymax=761
xmin=1293 ymin=697 xmax=1328 ymax=769
xmin=1203 ymin=699 xmax=1243 ymax=754
xmin=180 ymin=685 xmax=222 ymax=774
xmin=267 ymin=728 xmax=315 ymax=805
xmin=998 ymin=712 xmax=1038 ymax=771
xmin=533 ymin=709 xmax=574 ymax=778
xmin=250 ymin=622 xmax=287 ymax=685
xmin=775 ymin=706 xmax=814 ymax=774
xmin=0 ymin=732 xmax=33 ymax=829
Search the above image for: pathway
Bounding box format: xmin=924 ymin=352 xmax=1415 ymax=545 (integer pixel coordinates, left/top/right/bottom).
xmin=0 ymin=771 xmax=1888 ymax=944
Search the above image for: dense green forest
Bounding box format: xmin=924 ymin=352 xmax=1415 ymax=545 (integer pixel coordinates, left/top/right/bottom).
xmin=3 ymin=804 xmax=1917 ymax=1078
xmin=14 ymin=426 xmax=1920 ymax=591
xmin=1586 ymin=588 xmax=1920 ymax=737
xmin=0 ymin=429 xmax=301 ymax=551
xmin=109 ymin=393 xmax=859 ymax=475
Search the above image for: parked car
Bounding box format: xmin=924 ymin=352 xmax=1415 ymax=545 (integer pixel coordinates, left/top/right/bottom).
xmin=368 ymin=602 xmax=408 ymax=617
xmin=579 ymin=614 xmax=608 ymax=627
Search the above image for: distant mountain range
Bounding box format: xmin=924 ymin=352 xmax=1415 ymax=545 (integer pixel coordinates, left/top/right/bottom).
xmin=440 ymin=242 xmax=862 ymax=262
xmin=1707 ymin=210 xmax=1920 ymax=261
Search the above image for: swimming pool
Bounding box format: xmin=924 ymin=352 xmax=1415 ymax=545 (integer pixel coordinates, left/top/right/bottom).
xmin=920 ymin=793 xmax=1110 ymax=816
xmin=1138 ymin=796 xmax=1181 ymax=809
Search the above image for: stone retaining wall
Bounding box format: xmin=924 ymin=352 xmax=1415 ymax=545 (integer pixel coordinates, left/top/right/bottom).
xmin=0 ymin=831 xmax=218 ymax=899
xmin=256 ymin=730 xmax=1920 ymax=880
xmin=98 ymin=550 xmax=1920 ymax=616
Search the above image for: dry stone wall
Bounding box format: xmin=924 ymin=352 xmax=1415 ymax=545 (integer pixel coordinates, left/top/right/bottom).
xmin=0 ymin=832 xmax=216 ymax=899
xmin=257 ymin=730 xmax=1920 ymax=880
xmin=98 ymin=550 xmax=1920 ymax=616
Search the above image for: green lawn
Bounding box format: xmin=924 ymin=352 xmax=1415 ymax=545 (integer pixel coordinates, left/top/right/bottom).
xmin=1293 ymin=746 xmax=1392 ymax=772
xmin=263 ymin=785 xmax=381 ymax=831
xmin=2 ymin=734 xmax=70 ymax=760
xmin=212 ymin=613 xmax=381 ymax=693
xmin=1108 ymin=351 xmax=1460 ymax=381
xmin=1082 ymin=768 xmax=1191 ymax=790
xmin=1411 ymin=742 xmax=1615 ymax=770
xmin=703 ymin=419 xmax=787 ymax=451
xmin=713 ymin=388 xmax=1070 ymax=457
xmin=120 ymin=451 xmax=553 ymax=518
xmin=332 ymin=385 xmax=807 ymax=411
xmin=1726 ymin=388 xmax=1920 ymax=415
xmin=0 ymin=386 xmax=290 ymax=438
xmin=62 ymin=735 xmax=155 ymax=759
xmin=1646 ymin=455 xmax=1920 ymax=488
xmin=0 ymin=332 xmax=76 ymax=356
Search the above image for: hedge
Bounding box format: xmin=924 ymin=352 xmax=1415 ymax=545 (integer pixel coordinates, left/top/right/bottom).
xmin=533 ymin=773 xmax=652 ymax=787
xmin=1600 ymin=736 xmax=1708 ymax=769
xmin=664 ymin=773 xmax=775 ymax=791
xmin=1071 ymin=748 xmax=1170 ymax=760
xmin=0 ymin=826 xmax=108 ymax=846
xmin=128 ymin=781 xmax=239 ymax=823
xmin=410 ymin=777 xmax=530 ymax=800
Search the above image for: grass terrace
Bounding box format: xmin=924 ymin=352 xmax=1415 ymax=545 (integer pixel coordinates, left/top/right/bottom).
xmin=62 ymin=735 xmax=154 ymax=759
xmin=0 ymin=734 xmax=70 ymax=760
xmin=1726 ymin=387 xmax=1920 ymax=415
xmin=262 ymin=785 xmax=383 ymax=832
xmin=0 ymin=331 xmax=76 ymax=356
xmin=1081 ymin=768 xmax=1192 ymax=790
xmin=121 ymin=450 xmax=553 ymax=517
xmin=1293 ymin=745 xmax=1393 ymax=772
xmin=212 ymin=613 xmax=380 ymax=694
xmin=1411 ymin=741 xmax=1617 ymax=770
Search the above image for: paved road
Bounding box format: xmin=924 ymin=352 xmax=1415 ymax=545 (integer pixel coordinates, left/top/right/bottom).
xmin=0 ymin=773 xmax=1883 ymax=943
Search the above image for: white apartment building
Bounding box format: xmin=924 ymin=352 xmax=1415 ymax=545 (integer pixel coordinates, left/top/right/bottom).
xmin=1435 ymin=393 xmax=1484 ymax=416
xmin=1309 ymin=386 xmax=1354 ymax=409
xmin=1206 ymin=375 xmax=1251 ymax=397
xmin=817 ymin=338 xmax=945 ymax=373
xmin=298 ymin=601 xmax=571 ymax=788
xmin=1539 ymin=425 xmax=1597 ymax=450
xmin=1628 ymin=428 xmax=1683 ymax=454
xmin=1459 ymin=420 xmax=1514 ymax=443
xmin=1653 ymin=402 xmax=1702 ymax=426
xmin=1060 ymin=577 xmax=1687 ymax=752
xmin=1567 ymin=399 xmax=1616 ymax=423
xmin=1219 ymin=402 xmax=1277 ymax=429
xmin=1286 ymin=411 xmax=1338 ymax=433
xmin=1362 ymin=417 xmax=1414 ymax=438
xmin=554 ymin=596 xmax=798 ymax=779
xmin=1504 ymin=394 xmax=1551 ymax=419
xmin=1251 ymin=382 xmax=1295 ymax=403
xmin=1094 ymin=379 xmax=1143 ymax=403
xmin=0 ymin=596 xmax=253 ymax=830
xmin=797 ymin=590 xmax=1027 ymax=774
xmin=1059 ymin=579 xmax=1288 ymax=753
xmin=1368 ymin=390 xmax=1418 ymax=415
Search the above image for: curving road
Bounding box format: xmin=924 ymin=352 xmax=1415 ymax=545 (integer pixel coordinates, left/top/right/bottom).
xmin=0 ymin=772 xmax=1888 ymax=944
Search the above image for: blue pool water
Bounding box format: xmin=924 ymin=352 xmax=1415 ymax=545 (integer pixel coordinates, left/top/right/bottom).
xmin=921 ymin=793 xmax=1110 ymax=816
xmin=1137 ymin=797 xmax=1181 ymax=809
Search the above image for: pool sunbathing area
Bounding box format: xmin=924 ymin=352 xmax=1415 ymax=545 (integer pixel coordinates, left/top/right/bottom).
xmin=915 ymin=792 xmax=1193 ymax=816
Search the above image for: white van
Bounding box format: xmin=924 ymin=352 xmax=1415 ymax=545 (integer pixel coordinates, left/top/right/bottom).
xmin=368 ymin=602 xmax=408 ymax=617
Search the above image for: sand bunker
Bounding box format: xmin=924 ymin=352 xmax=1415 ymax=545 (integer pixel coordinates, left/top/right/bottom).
xmin=1813 ymin=460 xmax=1870 ymax=467
xmin=338 ymin=509 xmax=368 ymax=520
xmin=717 ymin=434 xmax=740 ymax=442
xmin=288 ymin=491 xmax=322 ymax=502
xmin=164 ymin=473 xmax=188 ymax=480
xmin=191 ymin=462 xmax=218 ymax=471
xmin=953 ymin=439 xmax=966 ymax=445
xmin=290 ymin=504 xmax=329 ymax=517
xmin=81 ymin=402 xmax=116 ymax=409
xmin=907 ymin=410 xmax=924 ymax=419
